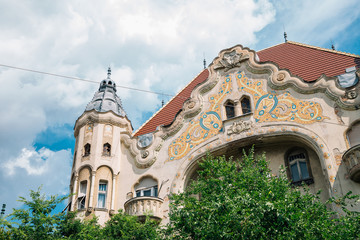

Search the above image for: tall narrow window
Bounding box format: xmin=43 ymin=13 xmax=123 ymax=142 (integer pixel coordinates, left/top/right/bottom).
xmin=225 ymin=101 xmax=235 ymax=119
xmin=97 ymin=181 xmax=107 ymax=208
xmin=84 ymin=143 xmax=91 ymax=157
xmin=78 ymin=181 xmax=87 ymax=209
xmin=103 ymin=143 xmax=111 ymax=156
xmin=286 ymin=149 xmax=313 ymax=184
xmin=241 ymin=97 xmax=251 ymax=114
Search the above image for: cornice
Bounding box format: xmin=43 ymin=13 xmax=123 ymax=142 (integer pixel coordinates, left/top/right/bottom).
xmin=74 ymin=110 xmax=132 ymax=137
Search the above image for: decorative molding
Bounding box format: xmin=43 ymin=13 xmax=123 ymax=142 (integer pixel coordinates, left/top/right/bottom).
xmin=227 ymin=120 xmax=252 ymax=135
xmin=209 ymin=44 xmax=360 ymax=110
xmin=121 ymin=132 xmax=164 ymax=169
xmin=213 ymin=50 xmax=249 ymax=71
xmin=74 ymin=110 xmax=132 ymax=137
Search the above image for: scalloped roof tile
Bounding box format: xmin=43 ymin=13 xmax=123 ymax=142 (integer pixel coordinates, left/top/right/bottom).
xmin=134 ymin=41 xmax=360 ymax=137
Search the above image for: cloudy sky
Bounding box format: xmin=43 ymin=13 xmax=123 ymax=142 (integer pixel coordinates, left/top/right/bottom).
xmin=0 ymin=0 xmax=359 ymax=213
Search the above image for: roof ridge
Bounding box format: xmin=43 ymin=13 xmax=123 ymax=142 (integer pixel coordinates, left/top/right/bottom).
xmin=288 ymin=41 xmax=360 ymax=58
xmin=257 ymin=42 xmax=286 ymax=52
xmin=133 ymin=69 xmax=208 ymax=137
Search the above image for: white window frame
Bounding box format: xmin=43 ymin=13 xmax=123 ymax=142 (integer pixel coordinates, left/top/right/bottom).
xmin=78 ymin=181 xmax=87 ymax=209
xmin=97 ymin=181 xmax=107 ymax=208
xmin=135 ymin=185 xmax=158 ymax=197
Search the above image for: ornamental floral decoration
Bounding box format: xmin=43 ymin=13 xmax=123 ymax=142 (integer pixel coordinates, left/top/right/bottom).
xmin=167 ymin=71 xmax=328 ymax=161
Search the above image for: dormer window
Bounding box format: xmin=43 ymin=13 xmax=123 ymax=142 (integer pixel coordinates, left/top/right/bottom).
xmin=225 ymin=101 xmax=235 ymax=119
xmin=103 ymin=143 xmax=111 ymax=156
xmin=241 ymin=96 xmax=251 ymax=114
xmin=84 ymin=143 xmax=91 ymax=157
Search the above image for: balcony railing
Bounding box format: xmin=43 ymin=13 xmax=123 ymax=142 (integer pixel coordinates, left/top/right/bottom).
xmin=124 ymin=196 xmax=163 ymax=221
xmin=343 ymin=144 xmax=360 ymax=182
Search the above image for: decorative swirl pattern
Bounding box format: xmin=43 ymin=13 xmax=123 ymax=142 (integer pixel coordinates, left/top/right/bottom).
xmin=167 ymin=71 xmax=328 ymax=161
xmin=236 ymin=71 xmax=328 ymax=124
xmin=168 ymin=75 xmax=233 ymax=161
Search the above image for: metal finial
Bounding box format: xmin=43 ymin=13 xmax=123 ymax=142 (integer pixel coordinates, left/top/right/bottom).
xmin=1 ymin=204 xmax=5 ymax=218
xmin=203 ymin=58 xmax=206 ymax=69
xmin=284 ymin=32 xmax=288 ymax=43
xmin=107 ymin=67 xmax=111 ymax=79
xmin=331 ymin=44 xmax=335 ymax=50
xmin=162 ymin=99 xmax=164 ymax=107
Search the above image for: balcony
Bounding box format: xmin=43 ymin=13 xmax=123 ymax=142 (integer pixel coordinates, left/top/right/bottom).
xmin=124 ymin=196 xmax=163 ymax=221
xmin=343 ymin=144 xmax=360 ymax=182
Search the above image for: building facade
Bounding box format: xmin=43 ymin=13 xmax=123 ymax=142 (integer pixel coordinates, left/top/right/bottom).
xmin=69 ymin=42 xmax=360 ymax=225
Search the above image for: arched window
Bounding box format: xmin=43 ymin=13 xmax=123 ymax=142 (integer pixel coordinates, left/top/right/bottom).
xmin=225 ymin=101 xmax=235 ymax=119
xmin=103 ymin=143 xmax=111 ymax=156
xmin=134 ymin=177 xmax=158 ymax=197
xmin=347 ymin=122 xmax=360 ymax=147
xmin=286 ymin=148 xmax=313 ymax=185
xmin=241 ymin=96 xmax=251 ymax=114
xmin=84 ymin=143 xmax=91 ymax=157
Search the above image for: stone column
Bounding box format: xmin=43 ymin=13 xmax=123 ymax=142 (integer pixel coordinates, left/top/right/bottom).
xmin=71 ymin=174 xmax=78 ymax=211
xmin=111 ymin=175 xmax=116 ymax=210
xmin=88 ymin=171 xmax=96 ymax=210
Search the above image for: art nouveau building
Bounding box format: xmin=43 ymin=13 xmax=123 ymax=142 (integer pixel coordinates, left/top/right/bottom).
xmin=68 ymin=41 xmax=360 ymax=225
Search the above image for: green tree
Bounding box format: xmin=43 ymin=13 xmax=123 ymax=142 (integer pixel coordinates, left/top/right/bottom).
xmin=165 ymin=149 xmax=360 ymax=239
xmin=102 ymin=210 xmax=159 ymax=240
xmin=0 ymin=187 xmax=68 ymax=240
xmin=0 ymin=188 xmax=159 ymax=239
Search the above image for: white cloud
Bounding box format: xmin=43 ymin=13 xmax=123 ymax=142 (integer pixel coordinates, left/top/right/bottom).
xmin=0 ymin=0 xmax=358 ymax=214
xmin=0 ymin=147 xmax=72 ymax=211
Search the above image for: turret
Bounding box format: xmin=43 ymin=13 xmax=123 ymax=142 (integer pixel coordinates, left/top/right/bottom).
xmin=69 ymin=68 xmax=132 ymax=224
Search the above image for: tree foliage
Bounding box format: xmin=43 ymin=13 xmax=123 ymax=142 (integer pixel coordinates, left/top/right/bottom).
xmin=0 ymin=187 xmax=68 ymax=239
xmin=0 ymin=188 xmax=159 ymax=240
xmin=2 ymin=149 xmax=360 ymax=239
xmin=166 ymin=149 xmax=360 ymax=239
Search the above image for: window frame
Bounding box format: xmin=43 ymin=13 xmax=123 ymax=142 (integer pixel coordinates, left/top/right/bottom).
xmin=102 ymin=143 xmax=111 ymax=156
xmin=224 ymin=100 xmax=236 ymax=119
xmin=240 ymin=96 xmax=251 ymax=115
xmin=285 ymin=148 xmax=314 ymax=185
xmin=97 ymin=181 xmax=108 ymax=209
xmin=84 ymin=143 xmax=91 ymax=157
xmin=78 ymin=181 xmax=87 ymax=210
xmin=135 ymin=185 xmax=158 ymax=198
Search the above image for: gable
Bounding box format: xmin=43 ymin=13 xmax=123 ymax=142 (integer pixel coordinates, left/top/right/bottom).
xmin=134 ymin=41 xmax=360 ymax=138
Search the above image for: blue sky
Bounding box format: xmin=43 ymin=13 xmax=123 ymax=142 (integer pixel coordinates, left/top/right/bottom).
xmin=0 ymin=0 xmax=359 ymax=214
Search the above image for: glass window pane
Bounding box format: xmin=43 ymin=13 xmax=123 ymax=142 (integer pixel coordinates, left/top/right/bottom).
xmin=143 ymin=189 xmax=151 ymax=196
xmin=241 ymin=98 xmax=251 ymax=114
xmin=80 ymin=182 xmax=87 ymax=194
xmin=290 ymin=164 xmax=300 ymax=182
xmin=98 ymin=193 xmax=105 ymax=208
xmin=99 ymin=183 xmax=107 ymax=191
xmin=299 ymin=161 xmax=310 ymax=179
xmin=136 ymin=191 xmax=141 ymax=197
xmin=154 ymin=186 xmax=158 ymax=197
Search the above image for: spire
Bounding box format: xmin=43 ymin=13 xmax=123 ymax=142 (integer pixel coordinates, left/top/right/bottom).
xmin=107 ymin=67 xmax=111 ymax=79
xmin=203 ymin=53 xmax=207 ymax=69
xmin=284 ymin=32 xmax=288 ymax=43
xmin=84 ymin=68 xmax=126 ymax=117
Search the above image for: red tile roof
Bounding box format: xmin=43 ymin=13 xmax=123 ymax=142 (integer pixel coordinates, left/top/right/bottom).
xmin=134 ymin=69 xmax=209 ymax=136
xmin=258 ymin=41 xmax=360 ymax=82
xmin=134 ymin=41 xmax=360 ymax=137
